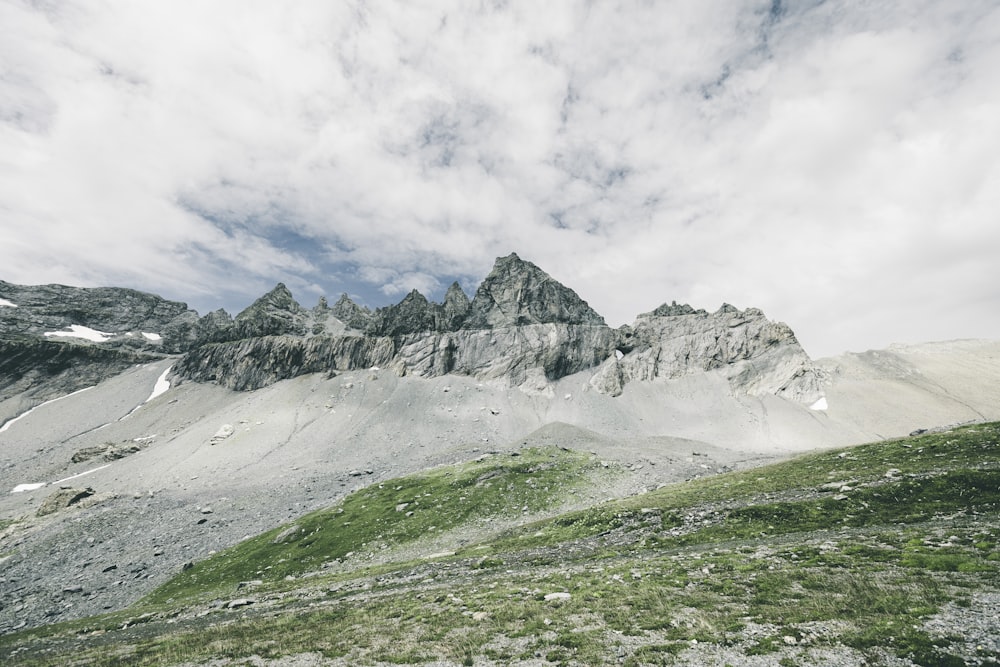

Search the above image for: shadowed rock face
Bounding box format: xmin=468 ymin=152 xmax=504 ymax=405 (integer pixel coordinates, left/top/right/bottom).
xmin=0 ymin=340 xmax=161 ymax=404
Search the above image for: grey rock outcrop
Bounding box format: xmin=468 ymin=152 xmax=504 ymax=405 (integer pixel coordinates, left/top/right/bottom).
xmin=230 ymin=283 xmax=308 ymax=340
xmin=35 ymin=487 xmax=97 ymax=517
xmin=0 ymin=279 xmax=199 ymax=353
xmin=463 ymin=253 xmax=606 ymax=329
xmin=393 ymin=324 xmax=617 ymax=384
xmin=369 ymin=290 xmax=445 ymax=337
xmin=442 ymin=282 xmax=471 ymax=330
xmin=194 ymin=308 xmax=235 ymax=344
xmin=331 ymin=294 xmax=373 ymax=332
xmin=175 ymin=335 xmax=397 ymax=391
xmin=589 ymin=303 xmax=823 ymax=402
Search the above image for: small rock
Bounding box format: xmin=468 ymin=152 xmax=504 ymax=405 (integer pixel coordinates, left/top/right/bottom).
xmin=209 ymin=424 xmax=234 ymax=445
xmin=472 ymin=611 xmax=489 ymax=621
xmin=543 ymin=592 xmax=571 ymax=602
xmin=395 ymin=503 xmax=409 ymax=512
xmin=227 ymin=598 xmax=255 ymax=609
xmin=783 ymin=635 xmax=797 ymax=645
xmin=63 ymin=585 xmax=83 ymax=594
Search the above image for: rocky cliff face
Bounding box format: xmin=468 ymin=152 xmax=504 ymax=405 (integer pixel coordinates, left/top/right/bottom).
xmin=171 ymin=255 xmax=820 ymax=402
xmin=0 ymin=280 xmax=199 ymax=353
xmin=1 ymin=255 xmax=823 ymax=404
xmin=589 ymin=303 xmax=823 ymax=402
xmin=0 ymin=280 xmax=199 ymax=402
xmin=463 ymin=253 xmax=606 ymax=329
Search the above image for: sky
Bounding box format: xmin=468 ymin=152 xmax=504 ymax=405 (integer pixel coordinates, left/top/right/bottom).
xmin=1 ymin=0 xmax=998 ymax=358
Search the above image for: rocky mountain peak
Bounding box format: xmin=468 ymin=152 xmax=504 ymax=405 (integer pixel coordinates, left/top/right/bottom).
xmin=232 ymin=283 xmax=307 ymax=339
xmin=644 ymin=301 xmax=707 ymax=317
xmin=463 ymin=253 xmax=606 ymax=329
xmin=238 ymin=283 xmax=300 ymax=318
xmin=331 ymin=293 xmax=373 ymax=331
xmin=369 ymin=289 xmax=441 ymax=337
xmin=442 ymin=282 xmax=471 ymax=330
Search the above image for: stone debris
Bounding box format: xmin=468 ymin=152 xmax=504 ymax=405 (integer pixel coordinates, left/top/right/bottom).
xmin=36 ymin=487 xmax=96 ymax=517
xmin=209 ymin=424 xmax=234 ymax=445
xmin=226 ymin=598 xmax=255 ymax=609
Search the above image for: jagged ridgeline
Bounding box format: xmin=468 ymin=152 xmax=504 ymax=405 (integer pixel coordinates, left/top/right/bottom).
xmin=0 ymin=254 xmax=823 ymax=402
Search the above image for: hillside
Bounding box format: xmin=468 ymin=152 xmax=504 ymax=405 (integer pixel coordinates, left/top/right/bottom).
xmin=1 ymin=423 xmax=998 ymax=666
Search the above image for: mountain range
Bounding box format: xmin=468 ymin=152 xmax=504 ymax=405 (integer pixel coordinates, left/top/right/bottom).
xmin=0 ymin=254 xmax=998 ymax=664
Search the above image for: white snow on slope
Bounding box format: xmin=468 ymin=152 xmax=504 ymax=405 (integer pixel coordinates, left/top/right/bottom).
xmin=120 ymin=365 xmax=174 ymax=421
xmin=146 ymin=366 xmax=172 ymax=403
xmin=0 ymin=298 xmax=17 ymax=307
xmin=810 ymin=396 xmax=829 ymax=411
xmin=11 ymin=483 xmax=46 ymax=493
xmin=43 ymin=325 xmax=115 ymax=342
xmin=0 ymin=386 xmax=96 ymax=433
xmin=141 ymin=332 xmax=162 ymax=341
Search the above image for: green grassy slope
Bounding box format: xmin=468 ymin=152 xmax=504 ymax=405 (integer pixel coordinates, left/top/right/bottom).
xmin=146 ymin=446 xmax=610 ymax=606
xmin=3 ymin=424 xmax=999 ymax=666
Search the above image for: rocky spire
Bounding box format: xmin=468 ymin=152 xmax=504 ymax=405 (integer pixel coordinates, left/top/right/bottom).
xmin=331 ymin=293 xmax=373 ymax=331
xmin=441 ymin=281 xmax=471 ymax=330
xmin=232 ymin=283 xmax=307 ymax=339
xmin=463 ymin=253 xmax=606 ymax=329
xmin=369 ymin=289 xmax=443 ymax=337
xmin=643 ymin=301 xmax=707 ymax=317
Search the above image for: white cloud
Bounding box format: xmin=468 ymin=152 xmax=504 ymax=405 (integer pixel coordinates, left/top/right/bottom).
xmin=1 ymin=0 xmax=998 ymax=356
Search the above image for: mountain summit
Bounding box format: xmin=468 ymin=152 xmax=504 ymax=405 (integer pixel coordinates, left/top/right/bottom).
xmin=464 ymin=253 xmax=606 ymax=329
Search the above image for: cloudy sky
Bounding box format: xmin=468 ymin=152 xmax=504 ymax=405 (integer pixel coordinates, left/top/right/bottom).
xmin=2 ymin=1 xmax=998 ymax=357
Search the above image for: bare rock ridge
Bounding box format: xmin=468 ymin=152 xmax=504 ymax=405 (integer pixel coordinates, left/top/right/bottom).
xmin=173 ymin=254 xmax=820 ymax=401
xmin=0 ymin=280 xmax=198 ymax=403
xmin=0 ymin=254 xmax=822 ymax=403
xmin=0 ymin=279 xmax=199 ymax=352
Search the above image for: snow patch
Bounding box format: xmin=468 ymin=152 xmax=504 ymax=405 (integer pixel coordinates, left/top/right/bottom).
xmin=810 ymin=397 xmax=828 ymax=411
xmin=141 ymin=332 xmax=162 ymax=342
xmin=0 ymin=385 xmax=96 ymax=433
xmin=44 ymin=324 xmax=115 ymax=342
xmin=615 ymin=350 xmax=624 ymax=360
xmin=146 ymin=366 xmax=172 ymax=403
xmin=0 ymin=298 xmax=17 ymax=307
xmin=53 ymin=464 xmax=111 ymax=486
xmin=11 ymin=483 xmax=46 ymax=493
